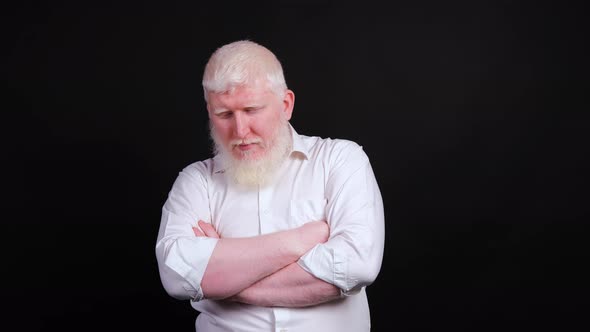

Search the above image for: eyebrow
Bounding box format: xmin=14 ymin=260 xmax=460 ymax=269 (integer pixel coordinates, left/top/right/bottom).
xmin=211 ymin=108 xmax=228 ymax=115
xmin=212 ymin=105 xmax=263 ymax=114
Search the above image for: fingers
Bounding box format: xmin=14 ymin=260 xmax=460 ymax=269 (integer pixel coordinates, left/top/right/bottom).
xmin=192 ymin=226 xmax=205 ymax=237
xmin=198 ymin=220 xmax=220 ymax=238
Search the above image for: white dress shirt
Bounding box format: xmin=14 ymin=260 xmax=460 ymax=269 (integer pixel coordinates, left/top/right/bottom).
xmin=156 ymin=125 xmax=385 ymax=332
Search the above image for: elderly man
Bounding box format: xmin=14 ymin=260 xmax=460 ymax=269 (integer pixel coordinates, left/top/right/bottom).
xmin=156 ymin=40 xmax=385 ymax=332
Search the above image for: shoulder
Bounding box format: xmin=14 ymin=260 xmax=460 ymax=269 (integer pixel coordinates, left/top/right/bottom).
xmin=302 ymin=135 xmax=368 ymax=164
xmin=176 ymin=158 xmax=215 ymax=184
xmin=182 ymin=159 xmax=213 ymax=174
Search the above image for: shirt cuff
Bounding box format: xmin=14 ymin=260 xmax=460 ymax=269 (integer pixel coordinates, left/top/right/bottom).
xmin=297 ymin=243 xmax=360 ymax=296
xmin=163 ymin=236 xmax=218 ymax=301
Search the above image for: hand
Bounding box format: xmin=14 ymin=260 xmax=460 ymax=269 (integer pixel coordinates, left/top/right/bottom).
xmin=192 ymin=220 xmax=220 ymax=238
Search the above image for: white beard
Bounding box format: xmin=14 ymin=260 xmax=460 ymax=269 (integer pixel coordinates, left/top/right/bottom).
xmin=210 ymin=120 xmax=292 ymax=188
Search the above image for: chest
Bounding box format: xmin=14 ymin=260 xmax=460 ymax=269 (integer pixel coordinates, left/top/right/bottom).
xmin=208 ymin=158 xmax=328 ymax=237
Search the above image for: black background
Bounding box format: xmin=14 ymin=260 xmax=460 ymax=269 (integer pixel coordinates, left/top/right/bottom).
xmin=4 ymin=1 xmax=588 ymax=331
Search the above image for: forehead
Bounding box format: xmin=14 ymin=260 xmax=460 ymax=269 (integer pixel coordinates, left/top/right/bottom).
xmin=208 ymin=83 xmax=276 ymax=109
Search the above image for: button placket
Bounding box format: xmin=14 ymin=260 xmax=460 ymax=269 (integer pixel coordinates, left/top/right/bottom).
xmin=258 ymin=186 xmax=272 ymax=234
xmin=274 ymin=307 xmax=290 ymax=332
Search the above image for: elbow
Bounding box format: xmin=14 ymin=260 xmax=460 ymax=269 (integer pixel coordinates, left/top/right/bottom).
xmin=336 ymin=263 xmax=381 ymax=295
xmin=157 ymin=262 xmax=198 ymax=301
xmin=161 ymin=277 xmax=192 ymax=300
xmin=155 ymin=241 xmax=204 ymax=301
xmin=352 ymin=263 xmax=381 ymax=288
xmin=345 ymin=254 xmax=383 ymax=291
xmin=348 ymin=231 xmax=385 ymax=289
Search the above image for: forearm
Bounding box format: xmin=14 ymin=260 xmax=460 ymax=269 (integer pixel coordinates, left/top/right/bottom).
xmin=201 ymin=222 xmax=328 ymax=300
xmin=230 ymin=262 xmax=341 ymax=307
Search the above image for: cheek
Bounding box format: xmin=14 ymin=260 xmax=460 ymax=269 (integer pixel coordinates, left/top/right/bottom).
xmin=211 ymin=122 xmax=230 ymax=140
xmin=258 ymin=114 xmax=282 ymax=138
xmin=250 ymin=124 xmax=270 ymax=141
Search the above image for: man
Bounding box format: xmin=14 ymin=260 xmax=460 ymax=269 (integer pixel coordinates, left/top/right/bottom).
xmin=155 ymin=40 xmax=385 ymax=331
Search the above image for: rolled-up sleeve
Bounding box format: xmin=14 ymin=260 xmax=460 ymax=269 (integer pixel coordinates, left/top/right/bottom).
xmin=298 ymin=143 xmax=385 ymax=295
xmin=155 ymin=163 xmax=218 ymax=301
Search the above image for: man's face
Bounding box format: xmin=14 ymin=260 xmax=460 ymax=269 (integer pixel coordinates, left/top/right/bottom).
xmin=207 ymin=82 xmax=294 ymax=162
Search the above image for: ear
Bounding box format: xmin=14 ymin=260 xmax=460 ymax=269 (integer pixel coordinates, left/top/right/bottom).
xmin=282 ymin=89 xmax=295 ymax=121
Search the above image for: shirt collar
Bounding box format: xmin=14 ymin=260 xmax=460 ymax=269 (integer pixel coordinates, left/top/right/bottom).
xmin=289 ymin=124 xmax=310 ymax=160
xmin=212 ymin=123 xmax=309 ymax=174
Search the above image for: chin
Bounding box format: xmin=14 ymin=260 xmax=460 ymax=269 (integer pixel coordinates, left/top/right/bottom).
xmin=233 ymin=149 xmax=266 ymax=161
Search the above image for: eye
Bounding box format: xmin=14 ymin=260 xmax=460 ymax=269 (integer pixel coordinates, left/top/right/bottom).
xmin=217 ymin=112 xmax=233 ymax=119
xmin=245 ymin=107 xmax=261 ymax=114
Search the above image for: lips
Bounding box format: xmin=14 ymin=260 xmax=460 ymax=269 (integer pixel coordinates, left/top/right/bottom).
xmin=236 ymin=143 xmax=255 ymax=151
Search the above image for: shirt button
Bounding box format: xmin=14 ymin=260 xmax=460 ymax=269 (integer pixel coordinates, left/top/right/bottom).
xmin=279 ymin=329 xmax=288 ymax=332
xmin=262 ymin=209 xmax=269 ymax=214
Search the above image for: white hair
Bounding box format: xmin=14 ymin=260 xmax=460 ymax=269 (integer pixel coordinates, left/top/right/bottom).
xmin=202 ymin=40 xmax=287 ymax=101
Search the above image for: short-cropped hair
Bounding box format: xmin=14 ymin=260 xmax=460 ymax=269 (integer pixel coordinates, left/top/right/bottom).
xmin=202 ymin=40 xmax=287 ymax=101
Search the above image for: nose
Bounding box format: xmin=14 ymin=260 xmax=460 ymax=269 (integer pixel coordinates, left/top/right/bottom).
xmin=233 ymin=112 xmax=249 ymax=139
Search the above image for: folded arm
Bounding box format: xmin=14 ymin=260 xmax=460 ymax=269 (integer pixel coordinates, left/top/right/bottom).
xmin=229 ymin=261 xmax=341 ymax=307
xmin=156 ymin=164 xmax=332 ymax=302
xmin=297 ymin=143 xmax=385 ymax=295
xmin=194 ymin=220 xmax=329 ymax=300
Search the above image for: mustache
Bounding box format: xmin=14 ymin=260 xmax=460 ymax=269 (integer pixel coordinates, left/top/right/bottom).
xmin=230 ymin=138 xmax=263 ymax=147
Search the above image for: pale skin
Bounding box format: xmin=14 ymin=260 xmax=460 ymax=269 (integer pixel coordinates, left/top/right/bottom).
xmin=194 ymin=221 xmax=341 ymax=307
xmin=206 ymin=81 xmax=294 ymax=161
xmin=197 ymin=81 xmax=341 ymax=306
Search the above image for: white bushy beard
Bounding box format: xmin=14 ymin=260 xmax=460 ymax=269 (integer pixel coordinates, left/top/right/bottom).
xmin=210 ymin=119 xmax=292 ymax=188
